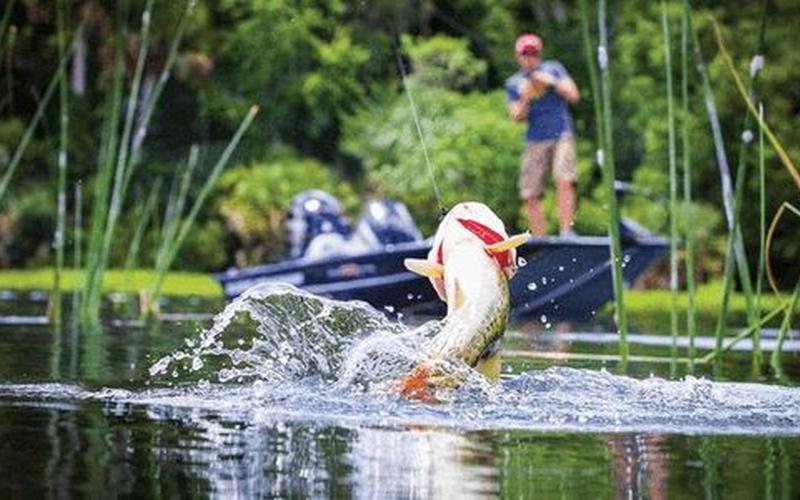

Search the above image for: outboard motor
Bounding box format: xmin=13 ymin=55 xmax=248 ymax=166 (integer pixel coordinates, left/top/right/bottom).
xmin=286 ymin=190 xmax=351 ymax=259
xmin=351 ymin=199 xmax=423 ymax=250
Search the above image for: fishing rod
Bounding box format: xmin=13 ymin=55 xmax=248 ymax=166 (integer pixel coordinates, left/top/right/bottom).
xmin=392 ymin=38 xmax=448 ymax=220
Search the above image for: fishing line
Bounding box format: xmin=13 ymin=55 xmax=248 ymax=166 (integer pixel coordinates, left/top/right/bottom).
xmin=392 ymin=40 xmax=448 ymax=219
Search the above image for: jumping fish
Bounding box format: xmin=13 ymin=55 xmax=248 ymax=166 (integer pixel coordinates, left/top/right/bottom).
xmin=398 ymin=202 xmax=529 ymax=400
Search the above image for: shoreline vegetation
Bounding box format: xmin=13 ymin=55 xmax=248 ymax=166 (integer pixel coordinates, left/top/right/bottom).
xmin=0 ymin=268 xmax=785 ymax=323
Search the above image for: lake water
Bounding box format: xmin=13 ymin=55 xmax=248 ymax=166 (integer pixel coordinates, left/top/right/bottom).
xmin=0 ymin=285 xmax=798 ymax=498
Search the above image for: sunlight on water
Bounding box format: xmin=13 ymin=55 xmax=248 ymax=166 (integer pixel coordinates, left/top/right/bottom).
xmin=2 ymin=283 xmax=800 ymax=436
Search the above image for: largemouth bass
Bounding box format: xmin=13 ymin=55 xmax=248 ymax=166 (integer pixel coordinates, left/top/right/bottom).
xmin=398 ymin=202 xmax=529 ymax=400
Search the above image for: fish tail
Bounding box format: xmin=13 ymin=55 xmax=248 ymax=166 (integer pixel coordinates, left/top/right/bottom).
xmin=397 ymin=364 xmax=435 ymax=401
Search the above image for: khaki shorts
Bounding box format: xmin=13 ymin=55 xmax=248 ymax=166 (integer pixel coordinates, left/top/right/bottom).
xmin=519 ymin=135 xmax=577 ymax=199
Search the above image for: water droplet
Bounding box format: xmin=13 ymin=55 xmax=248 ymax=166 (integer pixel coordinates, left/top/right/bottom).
xmin=540 ymin=314 xmax=547 ymax=323
xmin=527 ymin=282 xmax=538 ymax=291
xmin=541 ymin=277 xmax=548 ymax=285
xmin=558 ymin=266 xmax=564 ymax=272
xmin=191 ymin=357 xmax=204 ymax=371
xmin=518 ymin=257 xmax=528 ymax=267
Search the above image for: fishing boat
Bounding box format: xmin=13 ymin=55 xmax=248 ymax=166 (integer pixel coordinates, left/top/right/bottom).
xmin=214 ymin=190 xmax=667 ymax=321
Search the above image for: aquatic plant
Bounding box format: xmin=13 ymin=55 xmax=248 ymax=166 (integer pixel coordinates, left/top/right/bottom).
xmin=148 ymin=107 xmax=259 ymax=313
xmin=0 ymin=27 xmax=79 ymax=203
xmin=597 ymin=0 xmax=629 ymax=366
xmin=660 ymin=1 xmax=679 ymax=375
xmin=680 ymin=0 xmax=698 ymax=369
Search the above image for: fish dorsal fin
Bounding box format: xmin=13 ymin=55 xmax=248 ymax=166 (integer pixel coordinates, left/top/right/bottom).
xmin=485 ymin=232 xmax=530 ymax=254
xmin=404 ymin=258 xmax=444 ymax=279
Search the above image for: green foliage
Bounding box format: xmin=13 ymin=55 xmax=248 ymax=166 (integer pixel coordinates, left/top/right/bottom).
xmin=0 ymin=188 xmax=55 ymax=267
xmin=211 ymin=150 xmax=359 ymax=265
xmin=195 ymin=0 xmax=387 ymax=156
xmin=343 ymin=84 xmax=522 ymax=235
xmin=344 ymin=79 xmax=609 ymax=237
xmin=175 ymin=219 xmax=228 ymax=271
xmin=402 ymin=34 xmax=487 ymax=91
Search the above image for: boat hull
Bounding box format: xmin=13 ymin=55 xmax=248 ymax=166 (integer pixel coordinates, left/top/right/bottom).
xmin=214 ymin=228 xmax=667 ymax=321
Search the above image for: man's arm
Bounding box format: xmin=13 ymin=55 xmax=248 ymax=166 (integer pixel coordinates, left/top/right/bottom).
xmin=507 ymin=79 xmax=534 ymax=122
xmin=554 ymin=77 xmax=580 ymax=104
xmin=532 ymin=70 xmax=580 ymax=104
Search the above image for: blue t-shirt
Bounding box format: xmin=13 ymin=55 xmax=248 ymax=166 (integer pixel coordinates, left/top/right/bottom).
xmin=505 ymin=60 xmax=574 ymax=142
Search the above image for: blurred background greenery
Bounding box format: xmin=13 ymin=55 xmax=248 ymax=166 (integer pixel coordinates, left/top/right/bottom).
xmin=0 ymin=0 xmax=797 ymax=289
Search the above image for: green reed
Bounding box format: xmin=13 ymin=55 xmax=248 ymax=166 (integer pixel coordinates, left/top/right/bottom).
xmin=149 ymin=107 xmax=259 ymax=310
xmin=0 ymin=27 xmax=79 ymax=203
xmin=52 ymin=0 xmax=70 ymax=325
xmin=771 ymin=279 xmax=800 ymax=375
xmin=578 ymin=0 xmax=604 ymax=161
xmin=82 ymin=0 xmax=195 ymax=324
xmin=87 ymin=0 xmax=156 ymax=321
xmin=0 ymin=0 xmax=15 ymax=62
xmin=699 ymin=303 xmax=787 ymax=365
xmin=712 ymin=4 xmax=768 ymax=374
xmin=661 ymin=1 xmax=679 ymax=376
xmin=680 ymin=0 xmax=697 ymax=368
xmin=2 ymin=26 xmax=15 ymax=113
xmin=756 ymin=103 xmax=769 ymax=368
xmin=71 ymin=182 xmax=82 ymax=332
xmin=597 ymin=0 xmax=629 ymax=366
xmin=82 ymin=15 xmax=126 ymax=324
xmin=124 ymin=180 xmax=162 ymax=273
xmin=689 ymin=22 xmax=752 ymax=370
xmin=154 ymin=145 xmax=199 ymax=283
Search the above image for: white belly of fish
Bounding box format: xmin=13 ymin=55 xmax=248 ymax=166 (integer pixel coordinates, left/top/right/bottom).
xmin=425 ymin=243 xmax=510 ymax=366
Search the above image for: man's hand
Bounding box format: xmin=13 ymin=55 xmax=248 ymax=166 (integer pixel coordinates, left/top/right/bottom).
xmin=531 ymin=70 xmax=557 ymax=88
xmin=520 ymin=71 xmax=556 ymax=100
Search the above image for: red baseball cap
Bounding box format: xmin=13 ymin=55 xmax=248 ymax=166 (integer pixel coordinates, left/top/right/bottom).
xmin=515 ymin=33 xmax=543 ymax=55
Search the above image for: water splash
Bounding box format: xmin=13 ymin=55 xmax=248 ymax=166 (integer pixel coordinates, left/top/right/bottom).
xmin=148 ymin=283 xmax=443 ymax=391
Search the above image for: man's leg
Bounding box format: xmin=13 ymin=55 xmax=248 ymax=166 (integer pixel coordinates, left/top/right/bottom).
xmin=519 ymin=141 xmax=552 ymax=236
xmin=525 ymin=196 xmax=546 ymax=237
xmin=553 ymin=136 xmax=578 ymax=235
xmin=556 ymin=178 xmax=576 ymax=234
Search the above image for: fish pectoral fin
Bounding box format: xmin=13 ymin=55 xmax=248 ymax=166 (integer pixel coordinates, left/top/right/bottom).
xmin=404 ymin=258 xmax=444 ymax=279
xmin=485 ymin=232 xmax=530 ymax=254
xmin=453 ymin=280 xmax=464 ymax=309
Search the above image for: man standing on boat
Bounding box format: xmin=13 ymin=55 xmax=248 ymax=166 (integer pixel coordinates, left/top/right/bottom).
xmin=506 ymin=33 xmax=580 ymax=238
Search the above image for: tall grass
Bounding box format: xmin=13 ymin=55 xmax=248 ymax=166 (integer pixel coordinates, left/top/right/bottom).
xmin=771 ymin=280 xmax=800 ymax=374
xmin=71 ymin=182 xmax=82 ymax=332
xmin=149 ymin=107 xmax=259 ymax=310
xmin=153 ymin=145 xmax=200 ymax=287
xmin=0 ymin=27 xmax=80 ymax=203
xmin=81 ymin=0 xmax=195 ymax=324
xmin=661 ymin=1 xmax=679 ymax=376
xmin=756 ymin=103 xmax=767 ymax=364
xmin=124 ymin=181 xmax=162 ymax=274
xmin=85 ymin=0 xmax=157 ymax=322
xmin=52 ymin=0 xmax=70 ymax=325
xmin=710 ymin=4 xmax=768 ymax=372
xmin=597 ymin=0 xmax=629 ymax=366
xmin=0 ymin=0 xmax=15 ymax=67
xmin=709 ymin=14 xmax=800 ymax=374
xmin=680 ymin=0 xmax=697 ymax=368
